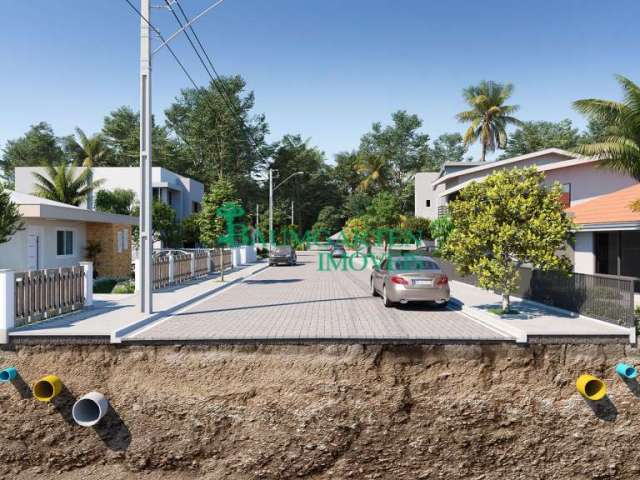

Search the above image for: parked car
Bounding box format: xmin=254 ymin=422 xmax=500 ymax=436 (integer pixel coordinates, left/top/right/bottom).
xmin=269 ymin=245 xmax=297 ymax=266
xmin=331 ymin=245 xmax=346 ymax=258
xmin=370 ymin=256 xmax=449 ymax=308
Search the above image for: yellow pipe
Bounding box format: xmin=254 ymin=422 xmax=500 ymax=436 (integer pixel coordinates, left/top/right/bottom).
xmin=33 ymin=375 xmax=63 ymax=402
xmin=576 ymin=374 xmax=607 ymax=401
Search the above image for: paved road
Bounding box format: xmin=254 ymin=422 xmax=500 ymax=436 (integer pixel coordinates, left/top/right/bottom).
xmin=127 ymin=252 xmax=509 ymax=343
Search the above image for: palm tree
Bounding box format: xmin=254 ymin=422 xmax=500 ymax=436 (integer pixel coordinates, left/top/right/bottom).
xmin=32 ymin=164 xmax=105 ymax=206
xmin=573 ymin=75 xmax=640 ymax=180
xmin=356 ymin=152 xmax=388 ymax=192
xmin=456 ymin=81 xmax=522 ymax=161
xmin=70 ymin=127 xmax=108 ymax=167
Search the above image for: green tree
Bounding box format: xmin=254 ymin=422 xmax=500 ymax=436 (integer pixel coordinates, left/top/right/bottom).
xmin=198 ymin=178 xmax=242 ymax=247
xmin=312 ymin=206 xmax=344 ymax=237
xmin=573 ymin=75 xmax=640 ymax=180
xmin=429 ymin=133 xmax=469 ymax=168
xmin=268 ymin=134 xmax=340 ymax=234
xmin=101 ymin=106 xmax=179 ymax=168
xmin=0 ymin=183 xmax=24 ymax=244
xmin=429 ymin=215 xmax=453 ymax=253
xmin=342 ymin=191 xmax=372 ymax=219
xmin=457 ymin=81 xmax=523 ymax=161
xmin=180 ymin=214 xmax=201 ymax=248
xmin=358 ymin=110 xmax=430 ymax=190
xmin=32 ymin=164 xmax=105 ymax=206
xmin=1 ymin=122 xmax=65 ymax=184
xmin=362 ymin=191 xmax=403 ymax=251
xmin=500 ymin=119 xmax=581 ymax=159
xmin=332 ymin=151 xmax=363 ymax=196
xmin=131 ymin=200 xmax=180 ymax=247
xmin=164 ymin=76 xmax=269 ymax=194
xmin=399 ymin=216 xmax=431 ymax=244
xmin=95 ymin=188 xmax=136 ymax=215
xmin=62 ymin=127 xmax=109 ymax=167
xmin=441 ymin=167 xmax=574 ymax=312
xmin=356 ymin=152 xmax=389 ymax=193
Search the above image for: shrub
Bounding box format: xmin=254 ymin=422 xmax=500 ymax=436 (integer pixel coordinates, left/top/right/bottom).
xmin=93 ymin=277 xmax=118 ymax=294
xmin=112 ymin=280 xmax=135 ymax=294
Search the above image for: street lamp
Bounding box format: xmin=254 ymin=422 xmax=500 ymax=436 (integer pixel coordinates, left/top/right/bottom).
xmin=269 ymin=170 xmax=304 ymax=251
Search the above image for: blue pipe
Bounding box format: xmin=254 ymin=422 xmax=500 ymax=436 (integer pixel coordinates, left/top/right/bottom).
xmin=615 ymin=363 xmax=638 ymax=380
xmin=0 ymin=367 xmax=17 ymax=383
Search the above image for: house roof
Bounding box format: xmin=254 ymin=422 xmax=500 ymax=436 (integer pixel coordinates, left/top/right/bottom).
xmin=9 ymin=191 xmax=138 ymax=226
xmin=566 ymin=183 xmax=640 ymax=230
xmin=433 ymin=148 xmax=577 ymax=187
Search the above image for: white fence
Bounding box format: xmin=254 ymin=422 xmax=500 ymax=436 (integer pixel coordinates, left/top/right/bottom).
xmin=1 ymin=262 xmax=93 ymax=342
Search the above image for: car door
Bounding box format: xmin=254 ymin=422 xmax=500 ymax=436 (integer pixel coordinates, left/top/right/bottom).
xmin=374 ymin=259 xmax=387 ymax=292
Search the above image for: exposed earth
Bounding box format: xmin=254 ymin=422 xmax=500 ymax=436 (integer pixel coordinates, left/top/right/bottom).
xmin=1 ymin=343 xmax=640 ymax=479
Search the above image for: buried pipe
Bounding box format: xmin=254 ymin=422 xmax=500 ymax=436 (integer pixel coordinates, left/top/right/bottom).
xmin=0 ymin=367 xmax=17 ymax=383
xmin=615 ymin=363 xmax=638 ymax=380
xmin=32 ymin=375 xmax=63 ymax=402
xmin=72 ymin=391 xmax=109 ymax=427
xmin=576 ymin=374 xmax=607 ymax=401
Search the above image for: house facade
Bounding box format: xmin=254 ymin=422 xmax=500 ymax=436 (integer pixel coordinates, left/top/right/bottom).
xmin=15 ymin=166 xmax=204 ymax=221
xmin=0 ymin=191 xmax=137 ymax=277
xmin=414 ymin=148 xmax=640 ymax=281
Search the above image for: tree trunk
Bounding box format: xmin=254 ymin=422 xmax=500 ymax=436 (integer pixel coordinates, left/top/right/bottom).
xmin=502 ymin=294 xmax=510 ymax=312
xmin=481 ymin=143 xmax=487 ymax=162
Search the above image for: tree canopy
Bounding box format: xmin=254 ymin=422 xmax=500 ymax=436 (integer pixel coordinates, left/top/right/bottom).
xmin=0 ymin=183 xmax=24 ymax=245
xmin=441 ymin=167 xmax=574 ymax=312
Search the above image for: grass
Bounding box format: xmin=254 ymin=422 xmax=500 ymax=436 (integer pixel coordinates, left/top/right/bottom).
xmin=487 ymin=307 xmax=520 ymax=316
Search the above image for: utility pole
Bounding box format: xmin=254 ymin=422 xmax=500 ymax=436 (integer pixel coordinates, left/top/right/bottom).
xmin=139 ymin=0 xmax=153 ymax=314
xmin=268 ymin=169 xmax=274 ymax=251
xmin=291 ymin=200 xmax=294 ymax=225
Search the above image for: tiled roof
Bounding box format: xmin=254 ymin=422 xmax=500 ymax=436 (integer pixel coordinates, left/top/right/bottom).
xmin=567 ymin=183 xmax=640 ymax=225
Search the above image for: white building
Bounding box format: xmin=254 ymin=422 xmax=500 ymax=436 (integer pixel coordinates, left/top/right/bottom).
xmin=414 ymin=148 xmax=640 ymax=280
xmin=0 ymin=191 xmax=137 ymax=276
xmin=15 ymin=166 xmax=204 ymax=221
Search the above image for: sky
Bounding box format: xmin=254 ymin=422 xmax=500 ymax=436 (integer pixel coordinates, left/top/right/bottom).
xmin=1 ymin=0 xmax=640 ymax=162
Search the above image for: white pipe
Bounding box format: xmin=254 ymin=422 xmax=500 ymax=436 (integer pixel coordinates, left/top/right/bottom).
xmin=72 ymin=391 xmax=109 ymax=427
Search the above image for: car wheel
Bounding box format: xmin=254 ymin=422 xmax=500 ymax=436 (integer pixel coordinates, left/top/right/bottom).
xmin=370 ymin=279 xmax=378 ymax=297
xmin=435 ymin=300 xmax=449 ymax=309
xmin=382 ymin=285 xmax=394 ymax=308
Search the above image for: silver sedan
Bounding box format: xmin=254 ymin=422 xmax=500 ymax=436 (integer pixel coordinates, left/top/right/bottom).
xmin=370 ymin=256 xmax=450 ymax=308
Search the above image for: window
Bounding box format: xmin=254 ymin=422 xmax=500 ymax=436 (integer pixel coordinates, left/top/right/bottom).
xmin=56 ymin=230 xmax=74 ymax=256
xmin=425 ymin=200 xmax=431 ymax=207
xmin=560 ymin=183 xmax=571 ymax=208
xmin=192 ymin=201 xmax=201 ymax=213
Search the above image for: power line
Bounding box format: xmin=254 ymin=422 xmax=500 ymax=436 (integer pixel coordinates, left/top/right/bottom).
xmin=162 ymin=0 xmax=268 ymax=163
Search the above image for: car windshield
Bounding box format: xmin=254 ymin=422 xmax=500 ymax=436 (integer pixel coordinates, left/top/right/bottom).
xmin=274 ymin=247 xmax=292 ymax=255
xmin=391 ymin=260 xmax=439 ymax=271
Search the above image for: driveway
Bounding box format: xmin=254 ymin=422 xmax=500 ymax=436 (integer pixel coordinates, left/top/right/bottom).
xmin=126 ymin=252 xmax=509 ymax=343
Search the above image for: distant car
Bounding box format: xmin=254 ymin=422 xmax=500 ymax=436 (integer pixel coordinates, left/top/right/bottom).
xmin=331 ymin=245 xmax=346 ymax=258
xmin=269 ymin=246 xmax=297 ymax=266
xmin=370 ymin=256 xmax=449 ymax=308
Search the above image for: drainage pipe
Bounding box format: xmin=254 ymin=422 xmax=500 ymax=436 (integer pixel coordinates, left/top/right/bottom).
xmin=0 ymin=367 xmax=17 ymax=383
xmin=32 ymin=375 xmax=63 ymax=402
xmin=615 ymin=363 xmax=638 ymax=380
xmin=576 ymin=374 xmax=607 ymax=400
xmin=72 ymin=391 xmax=109 ymax=427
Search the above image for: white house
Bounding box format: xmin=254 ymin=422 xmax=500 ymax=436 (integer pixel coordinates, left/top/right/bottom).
xmin=0 ymin=191 xmax=137 ymax=277
xmin=414 ymin=148 xmax=640 ymax=281
xmin=15 ymin=166 xmax=204 ymax=221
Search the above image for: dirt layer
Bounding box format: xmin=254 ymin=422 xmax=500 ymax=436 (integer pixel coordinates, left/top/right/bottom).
xmin=1 ymin=343 xmax=640 ymax=480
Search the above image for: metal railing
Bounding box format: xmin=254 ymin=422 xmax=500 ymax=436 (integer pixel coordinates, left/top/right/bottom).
xmin=438 ymin=259 xmax=636 ymax=327
xmin=15 ymin=266 xmax=85 ymax=327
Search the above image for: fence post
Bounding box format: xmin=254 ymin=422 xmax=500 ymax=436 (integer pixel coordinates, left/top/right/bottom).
xmin=0 ymin=269 xmax=15 ymax=344
xmin=190 ymin=252 xmax=196 ymax=279
xmin=207 ymin=250 xmax=212 ymax=273
xmin=168 ymin=254 xmax=175 ymax=284
xmin=79 ymin=262 xmax=93 ymax=307
xmin=134 ymin=259 xmax=141 ymax=293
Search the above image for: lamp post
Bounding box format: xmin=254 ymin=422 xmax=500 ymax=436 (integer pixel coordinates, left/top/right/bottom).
xmin=269 ymin=170 xmax=303 ymax=251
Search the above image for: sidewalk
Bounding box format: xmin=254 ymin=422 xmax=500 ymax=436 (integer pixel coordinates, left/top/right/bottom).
xmin=450 ymin=280 xmax=635 ymax=344
xmin=9 ymin=261 xmax=268 ymax=343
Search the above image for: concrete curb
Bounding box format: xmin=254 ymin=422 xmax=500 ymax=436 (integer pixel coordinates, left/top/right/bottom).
xmin=449 ymin=298 xmax=526 ymax=343
xmin=110 ymin=263 xmax=270 ymax=343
